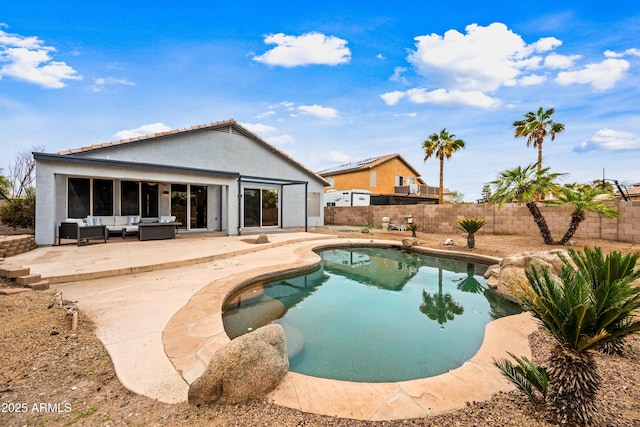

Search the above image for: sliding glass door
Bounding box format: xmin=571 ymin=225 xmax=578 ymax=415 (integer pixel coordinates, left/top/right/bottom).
xmin=243 ymin=188 xmax=278 ymax=228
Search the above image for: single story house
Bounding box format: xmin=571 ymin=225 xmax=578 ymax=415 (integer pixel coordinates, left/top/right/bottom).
xmin=34 ymin=119 xmax=329 ymax=246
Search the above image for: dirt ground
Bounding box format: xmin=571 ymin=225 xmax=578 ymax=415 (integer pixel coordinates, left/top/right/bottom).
xmin=1 ymin=225 xmax=639 ymax=426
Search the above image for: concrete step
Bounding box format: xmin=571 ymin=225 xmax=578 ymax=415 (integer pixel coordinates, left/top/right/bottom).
xmin=27 ymin=281 xmax=49 ymax=291
xmin=0 ymin=266 xmax=30 ymax=278
xmin=15 ymin=274 xmax=42 ymax=286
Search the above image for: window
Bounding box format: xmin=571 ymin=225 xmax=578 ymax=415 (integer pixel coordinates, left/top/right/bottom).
xmin=121 ymin=181 xmax=140 ymax=216
xmin=68 ymin=178 xmax=90 ymax=218
xmin=370 ymin=171 xmax=376 ymax=188
xmin=395 ymin=176 xmax=404 ymax=186
xmin=308 ymin=192 xmax=321 ymax=216
xmin=243 ymin=187 xmax=279 ymax=227
xmin=141 ymin=182 xmax=159 ymax=218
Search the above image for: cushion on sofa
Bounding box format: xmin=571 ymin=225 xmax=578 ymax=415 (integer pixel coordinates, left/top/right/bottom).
xmin=159 ymin=215 xmax=176 ymax=223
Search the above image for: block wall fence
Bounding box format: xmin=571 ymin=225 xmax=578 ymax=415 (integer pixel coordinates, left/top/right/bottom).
xmin=324 ymin=200 xmax=640 ymax=243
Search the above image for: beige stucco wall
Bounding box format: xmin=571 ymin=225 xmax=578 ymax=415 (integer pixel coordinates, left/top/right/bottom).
xmin=324 ymin=200 xmax=640 ymax=243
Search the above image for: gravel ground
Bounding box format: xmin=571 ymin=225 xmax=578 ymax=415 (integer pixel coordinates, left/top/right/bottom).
xmin=0 ymin=226 xmax=639 ymax=426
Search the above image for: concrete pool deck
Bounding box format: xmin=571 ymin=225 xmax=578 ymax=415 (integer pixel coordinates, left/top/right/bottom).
xmin=3 ymin=232 xmax=538 ymax=421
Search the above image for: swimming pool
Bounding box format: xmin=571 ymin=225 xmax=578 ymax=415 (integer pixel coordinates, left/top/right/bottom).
xmin=222 ymin=246 xmax=520 ymax=382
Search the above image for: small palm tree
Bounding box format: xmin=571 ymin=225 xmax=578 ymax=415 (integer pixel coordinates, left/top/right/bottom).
xmin=513 ymin=107 xmax=565 ymax=173
xmin=489 ymin=163 xmax=565 ymax=245
xmin=423 ymin=129 xmax=466 ymax=204
xmin=510 ymin=248 xmax=640 ymax=426
xmin=546 ymin=184 xmax=620 ymax=245
xmin=494 ymin=352 xmax=548 ymax=406
xmin=457 ymin=218 xmax=486 ymax=248
xmin=407 ymin=223 xmax=420 ymax=237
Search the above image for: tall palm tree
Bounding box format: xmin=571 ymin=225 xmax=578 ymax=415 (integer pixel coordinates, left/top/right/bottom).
xmin=513 ymin=107 xmax=565 ymax=173
xmin=547 ymin=184 xmax=620 ymax=245
xmin=488 ymin=163 xmax=564 ymax=245
xmin=423 ymin=129 xmax=466 ymax=204
xmin=512 ymin=249 xmax=640 ymax=426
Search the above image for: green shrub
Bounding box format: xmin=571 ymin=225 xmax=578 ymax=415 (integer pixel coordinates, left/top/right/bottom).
xmin=0 ymin=194 xmax=35 ymax=228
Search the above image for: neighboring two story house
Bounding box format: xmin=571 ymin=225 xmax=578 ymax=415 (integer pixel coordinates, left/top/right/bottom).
xmin=318 ymin=153 xmax=441 ymax=205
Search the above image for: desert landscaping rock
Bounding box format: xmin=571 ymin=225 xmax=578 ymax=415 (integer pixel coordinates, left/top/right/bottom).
xmin=188 ymin=324 xmax=289 ymax=405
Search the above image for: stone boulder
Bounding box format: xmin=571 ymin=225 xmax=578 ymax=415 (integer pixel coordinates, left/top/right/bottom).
xmin=255 ymin=233 xmax=270 ymax=244
xmin=402 ymin=237 xmax=418 ymax=247
xmin=188 ymin=324 xmax=289 ymax=405
xmin=486 ymin=249 xmax=570 ymax=303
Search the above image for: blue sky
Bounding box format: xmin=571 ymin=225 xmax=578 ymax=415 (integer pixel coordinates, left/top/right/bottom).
xmin=2 ymin=1 xmax=639 ymax=201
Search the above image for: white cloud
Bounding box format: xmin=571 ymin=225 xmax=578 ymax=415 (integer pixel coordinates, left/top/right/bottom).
xmin=327 ymin=150 xmax=350 ymax=162
xmin=380 ymin=91 xmax=405 ymax=106
xmin=544 ymin=53 xmax=581 ymax=69
xmin=605 ymin=48 xmax=640 ymax=58
xmin=390 ymin=66 xmax=408 ymax=84
xmin=519 ymin=74 xmax=547 ymax=86
xmin=555 ymin=58 xmax=629 ymax=90
xmin=575 ymin=128 xmax=640 ymax=152
xmin=376 ymin=53 xmax=385 ymax=60
xmin=267 ymin=134 xmax=294 ymax=146
xmin=253 ymin=32 xmax=351 ymax=67
xmin=241 ymin=122 xmax=277 ymax=135
xmin=297 ymin=104 xmax=338 ymax=118
xmin=0 ymin=26 xmax=81 ymax=88
xmin=90 ymin=76 xmax=135 ymax=92
xmin=255 ymin=110 xmax=276 ymax=119
xmin=113 ymin=123 xmax=172 ymax=140
xmin=382 ymin=88 xmax=500 ymax=108
xmin=407 ymin=22 xmax=562 ymax=92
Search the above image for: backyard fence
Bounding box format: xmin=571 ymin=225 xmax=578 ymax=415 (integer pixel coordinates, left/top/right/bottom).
xmin=324 ymin=200 xmax=640 ymax=243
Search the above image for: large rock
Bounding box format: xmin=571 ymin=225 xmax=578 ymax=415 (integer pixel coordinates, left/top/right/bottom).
xmin=188 ymin=324 xmax=289 ymax=405
xmin=488 ymin=249 xmax=570 ymax=303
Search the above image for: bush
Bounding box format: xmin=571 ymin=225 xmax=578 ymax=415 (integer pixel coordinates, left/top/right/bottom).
xmin=0 ymin=195 xmax=35 ymax=228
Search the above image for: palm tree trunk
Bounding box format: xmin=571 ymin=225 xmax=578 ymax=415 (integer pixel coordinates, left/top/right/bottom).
xmin=439 ymin=155 xmax=444 ymax=204
xmin=467 ymin=232 xmax=475 ymax=248
xmin=558 ymin=212 xmax=585 ymax=245
xmin=526 ymin=201 xmax=555 ymax=244
xmin=546 ymin=346 xmax=601 ymax=426
xmin=537 ymin=142 xmax=543 ymax=173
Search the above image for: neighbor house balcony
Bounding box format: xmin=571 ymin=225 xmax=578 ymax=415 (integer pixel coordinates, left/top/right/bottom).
xmin=394 ymin=185 xmax=439 ymax=197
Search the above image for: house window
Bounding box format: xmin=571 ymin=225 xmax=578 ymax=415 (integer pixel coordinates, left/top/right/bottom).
xmin=308 ymin=192 xmax=321 ymax=216
xmin=395 ymin=176 xmax=404 ymax=186
xmin=68 ymin=178 xmax=90 ymax=218
xmin=121 ymin=181 xmax=140 ymax=216
xmin=370 ymin=171 xmax=376 ymax=188
xmin=141 ymin=182 xmax=159 ymax=218
xmin=408 ymin=177 xmax=415 ymax=185
xmin=93 ymin=179 xmax=114 ymax=216
xmin=243 ymin=188 xmax=279 ymax=227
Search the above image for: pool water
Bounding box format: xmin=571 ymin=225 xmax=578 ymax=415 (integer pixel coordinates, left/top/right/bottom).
xmin=222 ymin=247 xmax=520 ymax=382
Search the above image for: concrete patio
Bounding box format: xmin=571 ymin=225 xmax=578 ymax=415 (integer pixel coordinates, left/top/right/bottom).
xmin=2 ymin=232 xmax=537 ymax=421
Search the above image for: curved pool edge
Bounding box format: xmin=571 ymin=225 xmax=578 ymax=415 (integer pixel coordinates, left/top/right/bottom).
xmin=162 ymin=238 xmax=537 ymax=421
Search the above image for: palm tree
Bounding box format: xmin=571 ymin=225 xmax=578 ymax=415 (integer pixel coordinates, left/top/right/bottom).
xmin=513 ymin=107 xmax=565 ymax=173
xmin=546 ymin=184 xmax=620 ymax=245
xmin=511 ymin=251 xmax=640 ymax=426
xmin=488 ymin=163 xmax=564 ymax=245
xmin=457 ymin=218 xmax=487 ymax=248
xmin=423 ymin=129 xmax=466 ymax=204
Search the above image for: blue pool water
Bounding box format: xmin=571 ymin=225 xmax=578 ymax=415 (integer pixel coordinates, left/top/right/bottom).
xmin=222 ymin=247 xmax=520 ymax=382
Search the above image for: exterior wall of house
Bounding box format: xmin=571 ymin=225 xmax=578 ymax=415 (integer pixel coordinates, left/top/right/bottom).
xmin=324 ymin=200 xmax=640 ymax=243
xmin=35 ymin=127 xmax=325 ymax=245
xmin=326 ymin=157 xmax=422 ymax=194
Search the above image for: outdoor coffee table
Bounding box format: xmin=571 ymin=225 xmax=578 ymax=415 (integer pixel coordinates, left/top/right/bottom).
xmin=138 ymin=222 xmax=181 ymax=241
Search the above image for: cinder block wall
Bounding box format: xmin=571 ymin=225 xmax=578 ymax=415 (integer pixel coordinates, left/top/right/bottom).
xmin=325 ymin=200 xmax=640 ymax=243
xmin=0 ymin=235 xmax=37 ymax=258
